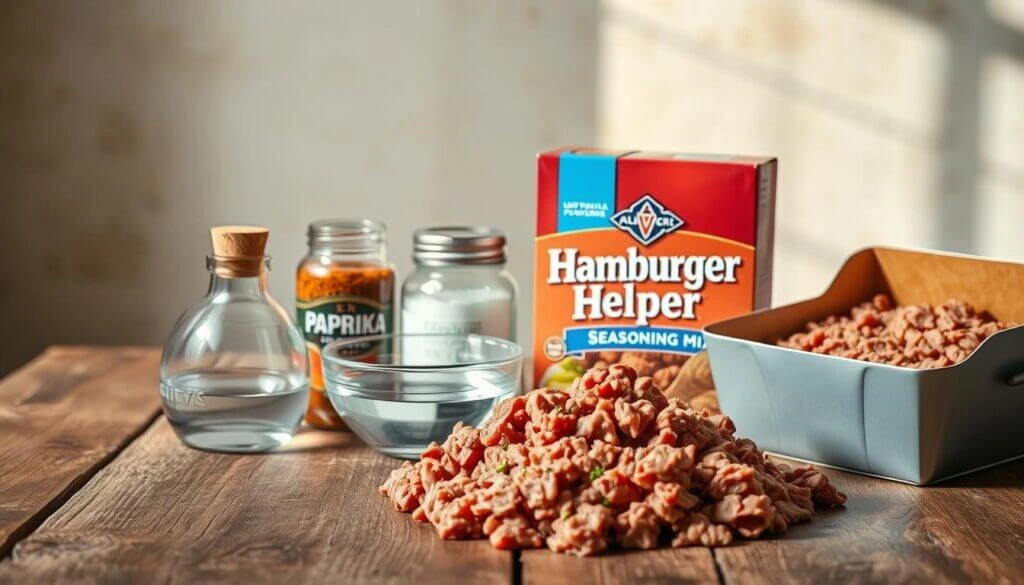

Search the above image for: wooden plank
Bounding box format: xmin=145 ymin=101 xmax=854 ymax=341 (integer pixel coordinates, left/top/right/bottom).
xmin=0 ymin=419 xmax=512 ymax=584
xmin=714 ymin=459 xmax=1024 ymax=585
xmin=4 ymin=346 xmax=1021 ymax=583
xmin=521 ymin=547 xmax=721 ymax=585
xmin=0 ymin=346 xmax=162 ymax=558
xmin=522 ymin=459 xmax=1024 ymax=585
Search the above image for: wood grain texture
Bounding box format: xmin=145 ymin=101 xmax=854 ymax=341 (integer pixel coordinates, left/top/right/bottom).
xmin=0 ymin=346 xmax=162 ymax=558
xmin=521 ymin=547 xmax=720 ymax=585
xmin=0 ymin=419 xmax=511 ymax=585
xmin=521 ymin=458 xmax=1024 ymax=585
xmin=1 ymin=347 xmax=1022 ymax=585
xmin=714 ymin=459 xmax=1024 ymax=585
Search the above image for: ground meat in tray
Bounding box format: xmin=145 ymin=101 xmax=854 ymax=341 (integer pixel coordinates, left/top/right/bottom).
xmin=777 ymin=294 xmax=1015 ymax=368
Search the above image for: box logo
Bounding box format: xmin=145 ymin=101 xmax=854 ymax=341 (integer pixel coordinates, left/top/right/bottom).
xmin=610 ymin=194 xmax=684 ymax=245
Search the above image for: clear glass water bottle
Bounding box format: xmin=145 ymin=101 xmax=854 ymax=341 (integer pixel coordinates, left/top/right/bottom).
xmin=160 ymin=226 xmax=309 ymax=453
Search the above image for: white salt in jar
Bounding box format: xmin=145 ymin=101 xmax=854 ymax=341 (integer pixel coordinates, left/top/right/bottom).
xmin=401 ymin=227 xmax=517 ymax=342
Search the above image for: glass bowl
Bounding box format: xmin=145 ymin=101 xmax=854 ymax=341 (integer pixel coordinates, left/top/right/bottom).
xmin=321 ymin=333 xmax=523 ymax=459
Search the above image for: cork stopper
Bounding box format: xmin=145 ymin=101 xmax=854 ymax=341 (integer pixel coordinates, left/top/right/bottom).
xmin=210 ymin=225 xmax=269 ymax=277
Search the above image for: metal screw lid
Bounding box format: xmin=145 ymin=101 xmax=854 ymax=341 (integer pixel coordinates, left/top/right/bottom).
xmin=413 ymin=226 xmax=506 ymax=266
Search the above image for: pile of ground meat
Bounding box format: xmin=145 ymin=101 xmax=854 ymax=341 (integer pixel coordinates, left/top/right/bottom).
xmin=777 ymin=294 xmax=1014 ymax=368
xmin=582 ymin=350 xmax=719 ymax=413
xmin=380 ymin=365 xmax=846 ymax=556
xmin=582 ymin=351 xmax=684 ymax=390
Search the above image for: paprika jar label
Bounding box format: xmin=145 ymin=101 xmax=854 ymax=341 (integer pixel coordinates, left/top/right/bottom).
xmin=297 ymin=296 xmax=392 ymax=359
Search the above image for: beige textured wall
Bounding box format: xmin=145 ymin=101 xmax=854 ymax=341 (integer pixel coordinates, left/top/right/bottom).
xmin=598 ymin=0 xmax=1024 ymax=305
xmin=3 ymin=0 xmax=1022 ymax=374
xmin=0 ymin=1 xmax=598 ymax=373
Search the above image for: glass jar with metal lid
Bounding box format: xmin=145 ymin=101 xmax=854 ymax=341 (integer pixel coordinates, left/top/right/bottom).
xmin=297 ymin=219 xmax=395 ymax=429
xmin=401 ymin=227 xmax=517 ymax=341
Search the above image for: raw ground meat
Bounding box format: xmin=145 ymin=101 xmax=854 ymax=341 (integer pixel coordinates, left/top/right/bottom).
xmin=583 ymin=350 xmax=720 ymax=415
xmin=380 ymin=365 xmax=846 ymax=556
xmin=583 ymin=351 xmax=678 ymax=386
xmin=777 ymin=294 xmax=1014 ymax=369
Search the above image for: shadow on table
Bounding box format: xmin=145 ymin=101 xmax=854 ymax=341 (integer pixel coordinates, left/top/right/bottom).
xmin=925 ymin=458 xmax=1024 ymax=489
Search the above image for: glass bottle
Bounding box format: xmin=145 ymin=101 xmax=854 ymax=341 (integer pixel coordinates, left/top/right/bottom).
xmin=297 ymin=219 xmax=395 ymax=429
xmin=160 ymin=226 xmax=309 ymax=453
xmin=401 ymin=227 xmax=517 ymax=340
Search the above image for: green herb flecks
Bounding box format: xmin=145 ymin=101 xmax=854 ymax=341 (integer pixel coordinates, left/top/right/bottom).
xmin=495 ymin=461 xmax=509 ymax=474
xmin=589 ymin=465 xmax=605 ymax=482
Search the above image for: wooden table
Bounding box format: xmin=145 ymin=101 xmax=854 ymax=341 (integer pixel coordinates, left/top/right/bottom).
xmin=0 ymin=347 xmax=1021 ymax=584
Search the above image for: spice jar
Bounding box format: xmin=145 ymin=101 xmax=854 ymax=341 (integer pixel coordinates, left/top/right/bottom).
xmin=401 ymin=227 xmax=517 ymax=340
xmin=297 ymin=219 xmax=395 ymax=429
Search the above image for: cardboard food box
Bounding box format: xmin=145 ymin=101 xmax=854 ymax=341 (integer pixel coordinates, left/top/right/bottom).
xmin=704 ymin=247 xmax=1024 ymax=485
xmin=533 ymin=148 xmax=777 ymax=403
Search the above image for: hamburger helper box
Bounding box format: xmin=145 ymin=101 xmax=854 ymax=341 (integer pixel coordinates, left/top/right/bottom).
xmin=532 ymin=148 xmax=777 ymax=397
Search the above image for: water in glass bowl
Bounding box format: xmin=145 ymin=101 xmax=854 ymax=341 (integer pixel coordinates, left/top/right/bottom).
xmin=326 ymin=369 xmax=518 ymax=459
xmin=161 ymin=367 xmax=308 ymax=453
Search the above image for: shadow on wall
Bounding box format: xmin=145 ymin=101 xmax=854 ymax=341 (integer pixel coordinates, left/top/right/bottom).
xmin=0 ymin=1 xmax=599 ymax=375
xmin=598 ymin=0 xmax=1024 ymax=307
xmin=869 ymin=0 xmax=1024 ymax=253
xmin=605 ymin=0 xmax=1024 ymax=255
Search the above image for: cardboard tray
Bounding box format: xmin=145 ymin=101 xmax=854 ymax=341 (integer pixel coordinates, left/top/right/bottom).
xmin=703 ymin=247 xmax=1024 ymax=485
